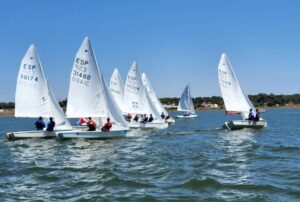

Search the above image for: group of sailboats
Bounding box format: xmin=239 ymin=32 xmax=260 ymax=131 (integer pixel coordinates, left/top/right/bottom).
xmin=6 ymin=38 xmax=267 ymax=140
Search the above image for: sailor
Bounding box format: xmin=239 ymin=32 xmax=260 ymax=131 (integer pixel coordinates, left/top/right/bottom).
xmin=161 ymin=112 xmax=165 ymax=119
xmin=102 ymin=118 xmax=112 ymax=132
xmin=133 ymin=114 xmax=139 ymax=122
xmin=87 ymin=117 xmax=97 ymax=131
xmin=148 ymin=114 xmax=153 ymax=122
xmin=248 ymin=109 xmax=255 ymax=120
xmin=142 ymin=114 xmax=148 ymax=122
xmin=126 ymin=113 xmax=132 ymax=122
xmin=254 ymin=109 xmax=261 ymax=121
xmin=78 ymin=117 xmax=87 ymax=126
xmin=35 ymin=117 xmax=45 ymax=130
xmin=46 ymin=117 xmax=56 ymax=132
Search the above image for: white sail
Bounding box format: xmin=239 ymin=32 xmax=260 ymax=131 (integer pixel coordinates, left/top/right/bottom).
xmin=109 ymin=68 xmax=124 ymax=112
xmin=218 ymin=53 xmax=255 ymax=119
xmin=66 ymin=37 xmax=108 ymax=118
xmin=15 ymin=44 xmax=72 ymax=129
xmin=48 ymin=85 xmax=72 ymax=130
xmin=177 ymin=84 xmax=196 ymax=114
xmin=123 ymin=61 xmax=150 ymax=115
xmin=145 ymin=89 xmax=163 ymax=121
xmin=103 ymin=77 xmax=128 ymax=127
xmin=142 ymin=73 xmax=168 ymax=116
xmin=66 ymin=37 xmax=128 ymax=128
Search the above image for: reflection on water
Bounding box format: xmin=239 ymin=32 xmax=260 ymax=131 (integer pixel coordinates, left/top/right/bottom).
xmin=0 ymin=109 xmax=300 ymax=201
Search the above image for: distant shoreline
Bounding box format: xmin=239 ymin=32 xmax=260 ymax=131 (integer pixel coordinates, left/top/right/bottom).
xmin=1 ymin=105 xmax=300 ymax=118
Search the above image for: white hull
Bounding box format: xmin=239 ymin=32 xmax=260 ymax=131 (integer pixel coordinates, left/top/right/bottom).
xmin=6 ymin=130 xmax=57 ymax=140
xmin=165 ymin=117 xmax=175 ymax=124
xmin=56 ymin=129 xmax=129 ymax=140
xmin=128 ymin=121 xmax=168 ymax=129
xmin=176 ymin=114 xmax=198 ymax=119
xmin=224 ymin=120 xmax=267 ymax=130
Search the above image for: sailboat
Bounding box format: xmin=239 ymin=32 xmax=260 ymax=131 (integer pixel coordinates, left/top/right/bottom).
xmin=123 ymin=61 xmax=168 ymax=129
xmin=56 ymin=37 xmax=130 ymax=140
xmin=176 ymin=84 xmax=197 ymax=118
xmin=109 ymin=68 xmax=124 ymax=112
xmin=6 ymin=45 xmax=73 ymax=140
xmin=218 ymin=53 xmax=267 ymax=130
xmin=141 ymin=73 xmax=175 ymax=124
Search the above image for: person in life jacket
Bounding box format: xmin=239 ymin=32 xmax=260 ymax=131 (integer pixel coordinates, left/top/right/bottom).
xmin=87 ymin=117 xmax=97 ymax=131
xmin=46 ymin=117 xmax=56 ymax=132
xmin=35 ymin=116 xmax=45 ymax=130
xmin=78 ymin=117 xmax=87 ymax=126
xmin=102 ymin=118 xmax=112 ymax=132
xmin=133 ymin=114 xmax=139 ymax=122
xmin=248 ymin=109 xmax=255 ymax=120
xmin=126 ymin=113 xmax=132 ymax=122
xmin=254 ymin=109 xmax=261 ymax=121
xmin=148 ymin=114 xmax=154 ymax=122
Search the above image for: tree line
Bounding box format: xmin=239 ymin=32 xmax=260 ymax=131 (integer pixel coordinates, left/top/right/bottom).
xmin=1 ymin=93 xmax=300 ymax=110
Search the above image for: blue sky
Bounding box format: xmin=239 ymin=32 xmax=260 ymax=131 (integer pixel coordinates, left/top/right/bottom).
xmin=0 ymin=0 xmax=300 ymax=101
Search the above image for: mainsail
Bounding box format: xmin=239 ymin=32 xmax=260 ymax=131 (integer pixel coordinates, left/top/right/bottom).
xmin=109 ymin=68 xmax=124 ymax=112
xmin=218 ymin=53 xmax=255 ymax=119
xmin=66 ymin=37 xmax=107 ymax=118
xmin=66 ymin=37 xmax=128 ymax=127
xmin=15 ymin=44 xmax=71 ymax=129
xmin=123 ymin=61 xmax=150 ymax=115
xmin=142 ymin=73 xmax=168 ymax=116
xmin=177 ymin=84 xmax=196 ymax=114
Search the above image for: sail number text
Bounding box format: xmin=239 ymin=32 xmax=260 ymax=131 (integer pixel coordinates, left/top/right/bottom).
xmin=72 ymin=58 xmax=91 ymax=86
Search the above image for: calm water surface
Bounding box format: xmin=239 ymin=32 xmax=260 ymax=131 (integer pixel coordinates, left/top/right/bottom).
xmin=0 ymin=109 xmax=299 ymax=201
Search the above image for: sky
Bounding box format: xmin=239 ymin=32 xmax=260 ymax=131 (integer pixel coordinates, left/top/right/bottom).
xmin=0 ymin=0 xmax=300 ymax=102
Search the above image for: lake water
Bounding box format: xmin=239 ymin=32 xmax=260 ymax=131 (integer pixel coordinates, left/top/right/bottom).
xmin=0 ymin=109 xmax=299 ymax=201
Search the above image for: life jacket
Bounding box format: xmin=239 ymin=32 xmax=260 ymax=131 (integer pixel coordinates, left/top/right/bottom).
xmin=80 ymin=118 xmax=87 ymax=124
xmin=102 ymin=121 xmax=112 ymax=132
xmin=88 ymin=119 xmax=96 ymax=130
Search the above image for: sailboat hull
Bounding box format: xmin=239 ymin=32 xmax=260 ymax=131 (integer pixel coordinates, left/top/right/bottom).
xmin=224 ymin=120 xmax=267 ymax=130
xmin=176 ymin=114 xmax=198 ymax=119
xmin=6 ymin=130 xmax=57 ymax=140
xmin=56 ymin=129 xmax=129 ymax=140
xmin=128 ymin=121 xmax=168 ymax=129
xmin=165 ymin=117 xmax=176 ymax=124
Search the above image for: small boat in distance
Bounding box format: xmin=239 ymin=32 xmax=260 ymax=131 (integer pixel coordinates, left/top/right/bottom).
xmin=6 ymin=45 xmax=73 ymax=140
xmin=176 ymin=84 xmax=198 ymax=118
xmin=218 ymin=53 xmax=267 ymax=130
